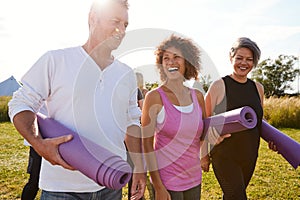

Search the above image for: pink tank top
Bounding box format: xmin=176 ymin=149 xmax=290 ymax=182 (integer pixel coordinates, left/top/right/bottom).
xmin=154 ymin=87 xmax=203 ymax=191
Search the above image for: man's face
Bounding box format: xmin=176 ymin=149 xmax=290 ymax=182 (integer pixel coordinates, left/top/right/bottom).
xmin=91 ymin=1 xmax=129 ymax=50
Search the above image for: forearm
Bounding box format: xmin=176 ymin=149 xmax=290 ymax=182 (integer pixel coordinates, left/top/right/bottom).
xmin=200 ymin=140 xmax=209 ymax=158
xmin=13 ymin=111 xmax=74 ymax=170
xmin=13 ymin=110 xmax=44 ymax=150
xmin=143 ymin=136 xmax=165 ymax=189
xmin=125 ymin=125 xmax=145 ymax=173
xmin=149 ymin=170 xmax=165 ymax=190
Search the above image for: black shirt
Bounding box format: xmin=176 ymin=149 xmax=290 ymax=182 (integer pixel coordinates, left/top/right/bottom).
xmin=211 ymin=75 xmax=263 ymax=161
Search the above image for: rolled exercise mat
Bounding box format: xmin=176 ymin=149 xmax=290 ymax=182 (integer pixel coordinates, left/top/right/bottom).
xmin=36 ymin=113 xmax=132 ymax=189
xmin=261 ymin=120 xmax=300 ymax=169
xmin=203 ymin=106 xmax=257 ymax=137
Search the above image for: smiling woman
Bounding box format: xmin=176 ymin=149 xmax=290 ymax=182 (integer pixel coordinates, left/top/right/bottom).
xmin=203 ymin=37 xmax=280 ymax=200
xmin=142 ymin=34 xmax=206 ymax=200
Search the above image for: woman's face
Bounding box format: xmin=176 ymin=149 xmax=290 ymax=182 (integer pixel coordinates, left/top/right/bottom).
xmin=230 ymin=47 xmax=254 ymax=78
xmin=162 ymin=46 xmax=186 ymax=80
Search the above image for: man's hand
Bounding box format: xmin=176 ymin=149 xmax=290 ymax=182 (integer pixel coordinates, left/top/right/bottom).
xmin=36 ymin=135 xmax=75 ymax=170
xmin=12 ymin=111 xmax=75 ymax=170
xmin=130 ymin=173 xmax=146 ymax=200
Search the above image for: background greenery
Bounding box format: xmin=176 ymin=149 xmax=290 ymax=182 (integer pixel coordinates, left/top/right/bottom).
xmin=0 ymin=96 xmax=10 ymax=122
xmin=251 ymin=54 xmax=299 ymax=98
xmin=264 ymin=96 xmax=300 ymax=129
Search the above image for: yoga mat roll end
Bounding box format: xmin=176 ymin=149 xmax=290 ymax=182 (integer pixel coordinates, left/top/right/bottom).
xmin=261 ymin=120 xmax=300 ymax=169
xmin=239 ymin=106 xmax=257 ymax=129
xmin=203 ymin=106 xmax=258 ymax=137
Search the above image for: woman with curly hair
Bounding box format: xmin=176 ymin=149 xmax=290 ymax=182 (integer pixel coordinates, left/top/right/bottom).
xmin=142 ymin=34 xmax=228 ymax=200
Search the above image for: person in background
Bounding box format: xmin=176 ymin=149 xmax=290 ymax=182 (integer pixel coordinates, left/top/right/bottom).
xmin=142 ymin=34 xmax=229 ymax=200
xmin=8 ymin=0 xmax=145 ymax=199
xmin=22 ymin=145 xmax=41 ymax=200
xmin=204 ymin=37 xmax=277 ymax=200
xmin=137 ymin=87 xmax=144 ymax=109
xmin=135 ymin=72 xmax=149 ymax=99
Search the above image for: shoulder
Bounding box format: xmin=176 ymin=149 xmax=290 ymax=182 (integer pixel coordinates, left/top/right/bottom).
xmin=114 ymin=60 xmax=132 ymax=70
xmin=194 ymin=89 xmax=205 ymax=106
xmin=254 ymin=81 xmax=264 ymax=90
xmin=205 ymin=78 xmax=226 ymax=107
xmin=254 ymin=81 xmax=264 ymax=95
xmin=112 ymin=60 xmax=136 ymax=80
xmin=207 ymin=78 xmax=225 ymax=94
xmin=144 ymin=88 xmax=161 ymax=103
xmin=41 ymin=46 xmax=82 ymax=63
xmin=142 ymin=88 xmax=163 ymax=114
xmin=48 ymin=46 xmax=80 ymax=55
xmin=194 ymin=89 xmax=204 ymax=100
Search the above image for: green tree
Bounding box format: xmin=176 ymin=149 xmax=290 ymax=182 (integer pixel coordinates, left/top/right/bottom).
xmin=145 ymin=82 xmax=159 ymax=91
xmin=251 ymin=55 xmax=299 ymax=97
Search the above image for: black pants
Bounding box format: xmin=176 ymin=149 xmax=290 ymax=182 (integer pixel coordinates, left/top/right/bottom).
xmin=211 ymin=154 xmax=257 ymax=200
xmin=22 ymin=146 xmax=42 ymax=200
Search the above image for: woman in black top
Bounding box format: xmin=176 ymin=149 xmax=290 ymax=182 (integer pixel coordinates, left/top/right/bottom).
xmin=203 ymin=37 xmax=276 ymax=200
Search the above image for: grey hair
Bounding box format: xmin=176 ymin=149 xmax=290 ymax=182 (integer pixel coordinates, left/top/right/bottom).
xmin=91 ymin=0 xmax=129 ymax=11
xmin=88 ymin=0 xmax=129 ymax=29
xmin=229 ymin=37 xmax=261 ymax=67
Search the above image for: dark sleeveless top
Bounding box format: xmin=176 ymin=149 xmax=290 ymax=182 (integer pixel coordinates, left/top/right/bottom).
xmin=211 ymin=75 xmax=263 ymax=160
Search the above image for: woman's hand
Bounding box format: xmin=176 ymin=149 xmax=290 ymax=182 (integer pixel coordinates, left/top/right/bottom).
xmin=268 ymin=141 xmax=278 ymax=152
xmin=155 ymin=186 xmax=171 ymax=200
xmin=207 ymin=127 xmax=231 ymax=145
xmin=201 ymin=155 xmax=211 ymax=172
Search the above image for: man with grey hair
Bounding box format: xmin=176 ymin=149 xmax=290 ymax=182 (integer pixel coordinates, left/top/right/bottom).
xmin=8 ymin=0 xmax=146 ymax=199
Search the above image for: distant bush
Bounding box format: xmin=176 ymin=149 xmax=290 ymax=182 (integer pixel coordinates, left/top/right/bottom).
xmin=0 ymin=96 xmax=11 ymax=122
xmin=145 ymin=82 xmax=159 ymax=91
xmin=264 ymin=96 xmax=300 ymax=128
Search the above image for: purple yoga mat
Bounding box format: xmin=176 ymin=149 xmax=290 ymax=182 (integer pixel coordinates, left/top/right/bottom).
xmin=36 ymin=113 xmax=132 ymax=190
xmin=261 ymin=120 xmax=300 ymax=169
xmin=203 ymin=106 xmax=257 ymax=137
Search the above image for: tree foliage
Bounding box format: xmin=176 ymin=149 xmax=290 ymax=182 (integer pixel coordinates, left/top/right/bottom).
xmin=199 ymin=74 xmax=213 ymax=92
xmin=198 ymin=74 xmax=212 ymax=93
xmin=145 ymin=82 xmax=159 ymax=91
xmin=251 ymin=55 xmax=299 ymax=97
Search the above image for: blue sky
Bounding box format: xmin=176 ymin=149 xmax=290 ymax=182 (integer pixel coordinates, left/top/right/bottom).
xmin=0 ymin=0 xmax=299 ymax=90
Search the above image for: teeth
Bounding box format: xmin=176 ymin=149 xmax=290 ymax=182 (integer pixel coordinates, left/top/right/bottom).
xmin=168 ymin=67 xmax=178 ymax=72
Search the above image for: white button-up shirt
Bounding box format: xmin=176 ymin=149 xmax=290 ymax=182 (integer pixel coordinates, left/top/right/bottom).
xmin=8 ymin=46 xmax=141 ymax=192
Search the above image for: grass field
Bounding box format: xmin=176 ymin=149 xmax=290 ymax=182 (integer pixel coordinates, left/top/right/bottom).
xmin=0 ymin=122 xmax=299 ymax=200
